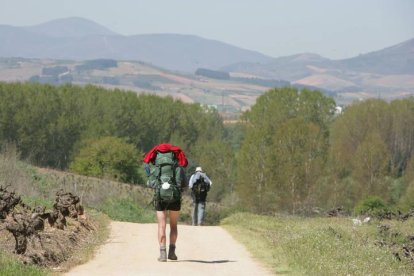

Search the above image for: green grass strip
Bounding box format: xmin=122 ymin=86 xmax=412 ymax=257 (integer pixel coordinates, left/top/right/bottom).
xmin=222 ymin=212 xmax=413 ymax=276
xmin=0 ymin=252 xmax=46 ymax=276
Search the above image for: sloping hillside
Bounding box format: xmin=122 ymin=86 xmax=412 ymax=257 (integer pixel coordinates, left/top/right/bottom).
xmin=222 ymin=53 xmax=330 ymax=81
xmin=0 ymin=17 xmax=273 ymax=72
xmin=223 ymin=38 xmax=414 ymax=101
xmin=0 ymin=57 xmax=272 ymax=113
xmin=337 ymin=38 xmax=414 ymax=74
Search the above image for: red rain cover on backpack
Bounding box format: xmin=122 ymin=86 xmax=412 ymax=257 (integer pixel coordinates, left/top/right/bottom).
xmin=143 ymin=143 xmax=188 ymax=167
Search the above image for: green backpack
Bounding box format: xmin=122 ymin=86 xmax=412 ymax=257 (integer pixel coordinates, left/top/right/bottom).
xmin=150 ymin=151 xmax=182 ymax=204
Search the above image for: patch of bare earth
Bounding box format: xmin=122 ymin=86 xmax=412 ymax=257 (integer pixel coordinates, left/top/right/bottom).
xmin=293 ymin=74 xmax=355 ymax=90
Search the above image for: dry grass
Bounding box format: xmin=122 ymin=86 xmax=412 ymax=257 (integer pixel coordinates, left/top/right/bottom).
xmin=51 ymin=210 xmax=110 ymax=274
xmin=34 ymin=167 xmax=154 ymax=210
xmin=0 ymin=144 xmax=39 ymax=197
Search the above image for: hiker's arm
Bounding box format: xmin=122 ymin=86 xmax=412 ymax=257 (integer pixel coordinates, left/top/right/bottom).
xmin=205 ymin=175 xmax=213 ymax=186
xmin=188 ymin=174 xmax=195 ymax=189
xmin=180 ymin=168 xmax=187 ymax=190
xmin=144 ymin=164 xmax=151 ymax=176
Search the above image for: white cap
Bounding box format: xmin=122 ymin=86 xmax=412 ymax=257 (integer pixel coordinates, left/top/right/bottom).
xmin=195 ymin=166 xmax=202 ymax=172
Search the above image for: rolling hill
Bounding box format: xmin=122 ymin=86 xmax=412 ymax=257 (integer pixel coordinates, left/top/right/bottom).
xmin=337 ymin=38 xmax=414 ymax=74
xmin=0 ymin=57 xmax=274 ymax=116
xmin=0 ymin=17 xmax=273 ymax=72
xmin=222 ymin=39 xmax=414 ymax=102
xmin=0 ymin=17 xmax=413 ymax=107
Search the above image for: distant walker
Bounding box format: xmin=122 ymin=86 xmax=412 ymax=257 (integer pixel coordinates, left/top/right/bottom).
xmin=189 ymin=166 xmax=212 ymax=226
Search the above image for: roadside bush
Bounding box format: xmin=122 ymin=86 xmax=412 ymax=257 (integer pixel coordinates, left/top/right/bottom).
xmin=70 ymin=137 xmax=143 ymax=184
xmin=354 ymin=196 xmax=390 ymax=217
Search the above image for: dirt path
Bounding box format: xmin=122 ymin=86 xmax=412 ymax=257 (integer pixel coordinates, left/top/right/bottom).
xmin=64 ymin=221 xmax=272 ymax=276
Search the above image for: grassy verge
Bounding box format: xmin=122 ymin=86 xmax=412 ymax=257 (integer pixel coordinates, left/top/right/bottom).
xmin=96 ymin=197 xmax=155 ymax=223
xmin=221 ymin=212 xmax=413 ymax=275
xmin=0 ymin=252 xmax=46 ymax=276
xmin=55 ymin=209 xmax=111 ymax=273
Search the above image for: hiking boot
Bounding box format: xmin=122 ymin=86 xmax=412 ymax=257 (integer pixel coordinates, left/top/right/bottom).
xmin=158 ymin=246 xmax=167 ymax=262
xmin=168 ymin=244 xmax=177 ymax=260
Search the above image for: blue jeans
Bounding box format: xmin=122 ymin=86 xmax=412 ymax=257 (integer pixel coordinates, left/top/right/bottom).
xmin=192 ymin=201 xmax=206 ymax=226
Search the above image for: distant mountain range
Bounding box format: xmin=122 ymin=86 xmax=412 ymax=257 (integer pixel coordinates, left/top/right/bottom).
xmin=0 ymin=17 xmax=413 ymax=104
xmin=0 ymin=17 xmax=272 ymax=72
xmin=224 ymin=38 xmax=414 ymax=77
xmin=222 ymin=38 xmax=414 ymax=97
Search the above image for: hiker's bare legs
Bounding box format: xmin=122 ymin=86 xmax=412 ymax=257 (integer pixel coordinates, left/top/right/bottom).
xmin=156 ymin=210 xmax=167 ymax=246
xmin=157 ymin=210 xmax=179 ymax=245
xmin=157 ymin=210 xmax=179 ymax=261
xmin=169 ymin=210 xmax=179 ymax=244
xmin=167 ymin=210 xmax=179 ymax=260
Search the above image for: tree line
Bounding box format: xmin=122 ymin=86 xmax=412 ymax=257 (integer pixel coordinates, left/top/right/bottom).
xmin=0 ymin=82 xmax=228 ymax=196
xmin=236 ymin=88 xmax=414 ymax=213
xmin=1 ymin=82 xmax=413 ymax=213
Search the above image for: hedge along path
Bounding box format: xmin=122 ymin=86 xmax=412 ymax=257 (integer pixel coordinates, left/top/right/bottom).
xmin=65 ymin=221 xmax=273 ymax=276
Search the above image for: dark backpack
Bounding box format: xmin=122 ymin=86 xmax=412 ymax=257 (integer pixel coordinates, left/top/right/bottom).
xmin=192 ymin=174 xmax=209 ymax=201
xmin=150 ymin=151 xmax=182 ymax=204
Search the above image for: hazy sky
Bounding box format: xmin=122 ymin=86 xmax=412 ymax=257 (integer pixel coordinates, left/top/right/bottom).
xmin=1 ymin=0 xmax=413 ymax=59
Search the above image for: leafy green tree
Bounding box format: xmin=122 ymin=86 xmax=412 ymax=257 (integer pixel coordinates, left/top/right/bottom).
xmin=329 ymin=99 xmax=391 ymax=177
xmin=14 ymin=84 xmax=65 ymax=166
xmin=327 ymin=98 xmax=414 ymax=208
xmin=189 ymin=139 xmax=234 ymax=202
xmin=70 ymin=136 xmax=143 ymax=184
xmin=389 ymin=98 xmax=414 ymax=176
xmin=0 ymin=82 xmax=26 ymax=143
xmin=236 ymin=127 xmax=273 ymax=213
xmin=236 ymin=87 xmax=335 ymax=213
xmin=352 ymin=132 xmax=391 ymax=200
xmin=399 ymin=157 xmax=414 ymax=210
xmin=0 ymin=82 xmax=227 ymax=173
xmin=223 ymin=122 xmax=246 ymax=152
xmin=272 ymin=118 xmax=326 ymax=213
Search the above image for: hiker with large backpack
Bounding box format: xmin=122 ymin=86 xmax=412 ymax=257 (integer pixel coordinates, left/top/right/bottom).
xmin=189 ymin=166 xmax=212 ymax=226
xmin=143 ymin=143 xmax=188 ymax=262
